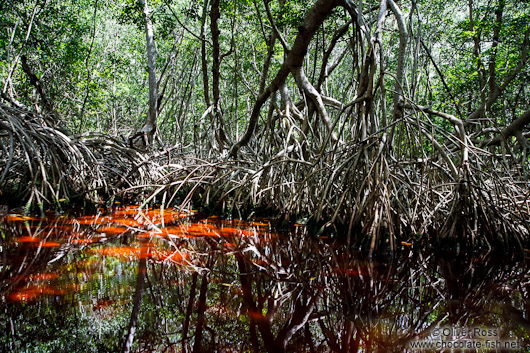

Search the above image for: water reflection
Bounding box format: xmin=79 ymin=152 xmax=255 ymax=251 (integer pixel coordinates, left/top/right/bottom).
xmin=0 ymin=206 xmax=528 ymax=352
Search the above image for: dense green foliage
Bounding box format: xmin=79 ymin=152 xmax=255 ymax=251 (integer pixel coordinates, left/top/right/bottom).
xmin=1 ymin=0 xmax=528 ymax=147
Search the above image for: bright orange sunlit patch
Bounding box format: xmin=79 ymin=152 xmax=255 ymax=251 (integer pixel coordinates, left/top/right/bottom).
xmin=152 ymin=249 xmax=189 ymax=264
xmin=219 ymin=227 xmax=244 ymax=237
xmin=182 ymin=223 xmax=218 ymax=237
xmin=8 ymin=290 xmax=40 ymax=302
xmin=6 ymin=215 xmax=39 ymax=222
xmin=18 ymin=236 xmax=40 ymax=243
xmin=401 ymin=241 xmax=413 ymax=246
xmin=108 ymin=217 xmax=143 ymax=227
xmin=8 ymin=285 xmax=67 ymax=302
xmin=17 ymin=237 xmax=61 ymax=247
xmin=30 ymin=273 xmax=59 ymax=281
xmin=137 ymin=228 xmax=192 ymax=239
xmin=165 ymin=227 xmax=188 ymax=238
xmin=145 ymin=209 xmax=182 ymax=222
xmin=99 ymin=225 xmax=128 ymax=235
xmin=218 ymin=227 xmax=263 ymax=238
xmin=89 ymin=244 xmax=152 ymax=259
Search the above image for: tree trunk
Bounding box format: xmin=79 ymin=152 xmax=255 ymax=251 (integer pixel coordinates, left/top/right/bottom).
xmin=140 ymin=0 xmax=157 ymax=145
xmin=210 ymin=0 xmax=229 ymax=150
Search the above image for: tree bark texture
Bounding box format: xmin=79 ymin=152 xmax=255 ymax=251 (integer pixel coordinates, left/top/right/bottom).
xmin=140 ymin=0 xmax=158 ymax=144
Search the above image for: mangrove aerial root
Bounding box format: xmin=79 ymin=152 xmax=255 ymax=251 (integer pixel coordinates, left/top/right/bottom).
xmin=0 ymin=101 xmax=162 ymax=210
xmin=1 ymin=100 xmax=528 ymax=250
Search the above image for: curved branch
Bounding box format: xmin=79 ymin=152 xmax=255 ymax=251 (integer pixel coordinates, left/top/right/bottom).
xmin=483 ymin=109 xmax=530 ymax=147
xmin=317 ymin=20 xmax=351 ymax=90
xmin=263 ymin=0 xmax=289 ymax=53
xmin=230 ymin=0 xmax=342 ymax=158
xmin=293 ymin=67 xmax=338 ymax=143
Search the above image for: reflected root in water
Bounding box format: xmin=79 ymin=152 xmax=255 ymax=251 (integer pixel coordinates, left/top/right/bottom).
xmin=0 ymin=207 xmax=528 ymax=352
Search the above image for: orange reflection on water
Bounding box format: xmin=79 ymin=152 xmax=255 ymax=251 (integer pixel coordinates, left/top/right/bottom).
xmin=152 ymin=249 xmax=189 ymax=264
xmin=88 ymin=246 xmax=143 ymax=259
xmin=107 ymin=217 xmax=143 ymax=227
xmin=93 ymin=206 xmax=194 ymax=228
xmin=89 ymin=244 xmax=189 ymax=264
xmin=250 ymin=220 xmax=270 ymax=227
xmin=18 ymin=236 xmax=40 ymax=243
xmin=99 ymin=225 xmax=128 ymax=235
xmin=15 ymin=236 xmax=61 ymax=248
xmin=218 ymin=226 xmax=244 ymax=237
xmin=8 ymin=285 xmax=67 ymax=302
xmin=112 ymin=207 xmax=140 ymax=216
xmin=144 ymin=209 xmax=190 ymax=224
xmin=138 ymin=227 xmax=194 ymax=239
xmin=171 ymin=222 xmax=218 ymax=237
xmin=5 ymin=215 xmax=40 ymax=222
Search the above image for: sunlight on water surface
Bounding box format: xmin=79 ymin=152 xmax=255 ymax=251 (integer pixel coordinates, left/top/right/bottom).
xmin=0 ymin=206 xmax=529 ymax=352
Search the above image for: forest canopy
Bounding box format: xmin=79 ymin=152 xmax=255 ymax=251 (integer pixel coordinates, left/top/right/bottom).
xmin=1 ymin=0 xmax=529 ymax=251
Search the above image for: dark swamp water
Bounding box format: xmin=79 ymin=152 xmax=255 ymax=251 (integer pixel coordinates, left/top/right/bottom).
xmin=0 ymin=206 xmax=529 ymax=352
